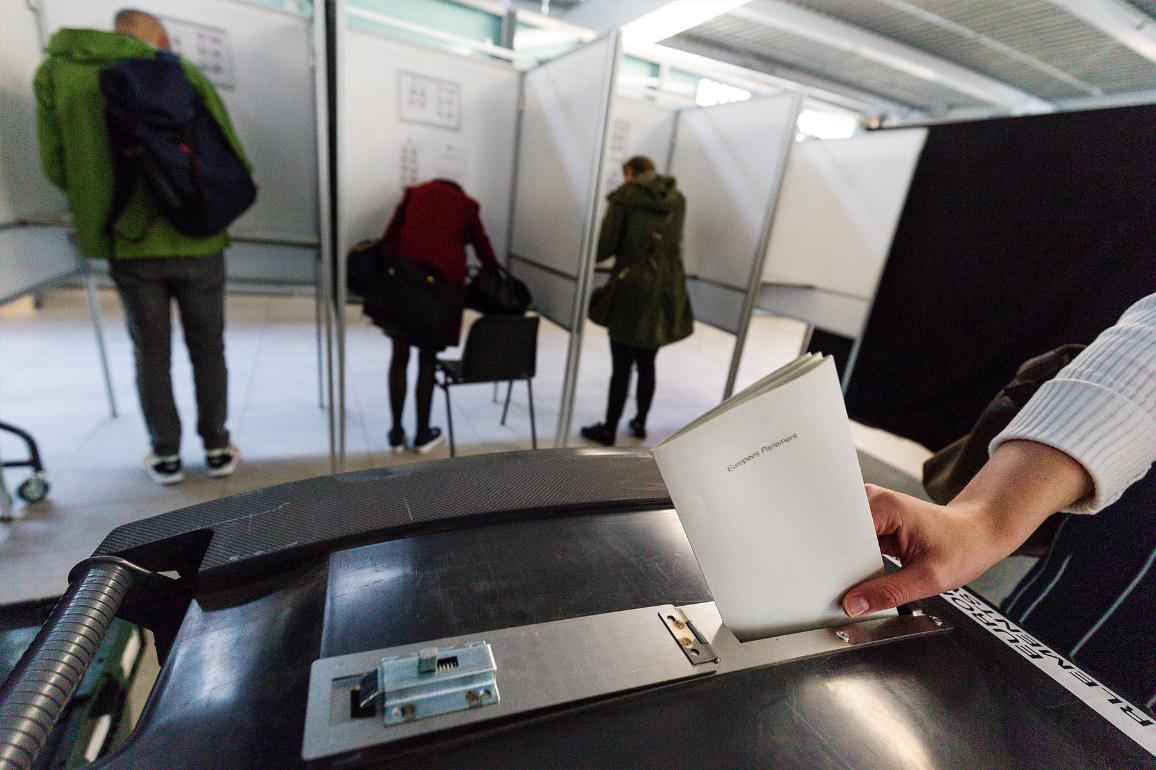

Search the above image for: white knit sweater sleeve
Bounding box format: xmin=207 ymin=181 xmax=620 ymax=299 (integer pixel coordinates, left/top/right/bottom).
xmin=989 ymin=293 xmax=1156 ymax=513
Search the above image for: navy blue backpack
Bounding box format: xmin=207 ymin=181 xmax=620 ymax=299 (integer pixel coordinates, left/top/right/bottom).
xmin=100 ymin=51 xmax=256 ymax=237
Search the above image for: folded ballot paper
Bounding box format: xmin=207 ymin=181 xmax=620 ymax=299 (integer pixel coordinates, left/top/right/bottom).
xmin=652 ymin=354 xmax=894 ymax=641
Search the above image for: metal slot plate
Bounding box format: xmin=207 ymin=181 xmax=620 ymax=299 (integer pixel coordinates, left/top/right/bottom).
xmin=302 ymin=602 xmax=950 ymax=761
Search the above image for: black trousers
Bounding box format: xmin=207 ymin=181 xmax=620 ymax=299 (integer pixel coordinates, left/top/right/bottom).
xmin=109 ymin=254 xmax=229 ymax=456
xmin=604 ymin=340 xmax=657 ymax=430
xmin=388 ymin=334 xmax=438 ymax=435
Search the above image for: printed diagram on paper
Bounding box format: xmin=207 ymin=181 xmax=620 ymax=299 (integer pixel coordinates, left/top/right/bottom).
xmin=399 ymin=73 xmax=462 ymax=130
xmin=400 ymin=138 xmax=470 ymax=188
xmin=163 ymin=18 xmax=234 ymax=88
xmin=605 ymin=118 xmax=632 ymax=189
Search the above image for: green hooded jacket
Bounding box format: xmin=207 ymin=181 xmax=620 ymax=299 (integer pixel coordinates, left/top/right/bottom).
xmin=34 ymin=28 xmax=251 ymax=260
xmin=592 ymin=171 xmax=695 ymax=349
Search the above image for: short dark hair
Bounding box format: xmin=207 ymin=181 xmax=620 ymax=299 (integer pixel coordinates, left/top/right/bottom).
xmin=623 ymin=156 xmax=656 ymax=177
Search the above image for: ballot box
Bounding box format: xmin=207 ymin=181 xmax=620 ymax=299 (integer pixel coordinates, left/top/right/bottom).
xmin=2 ymin=450 xmax=1152 ymax=768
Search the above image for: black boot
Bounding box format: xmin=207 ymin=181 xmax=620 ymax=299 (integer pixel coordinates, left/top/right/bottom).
xmin=628 ymin=416 xmax=647 ymax=440
xmin=580 ymin=423 xmax=615 ymax=447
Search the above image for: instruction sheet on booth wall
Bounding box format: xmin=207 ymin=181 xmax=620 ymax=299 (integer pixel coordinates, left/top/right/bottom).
xmin=652 ymin=354 xmax=894 ymax=641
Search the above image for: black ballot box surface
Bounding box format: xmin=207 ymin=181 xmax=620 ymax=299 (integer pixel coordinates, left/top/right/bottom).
xmin=65 ymin=449 xmax=1154 ymax=769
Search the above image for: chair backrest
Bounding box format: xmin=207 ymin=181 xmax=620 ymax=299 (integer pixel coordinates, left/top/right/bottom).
xmin=460 ymin=314 xmax=540 ymax=383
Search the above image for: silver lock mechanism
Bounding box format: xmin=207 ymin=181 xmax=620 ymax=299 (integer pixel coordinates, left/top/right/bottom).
xmin=357 ymin=641 xmax=499 ymax=726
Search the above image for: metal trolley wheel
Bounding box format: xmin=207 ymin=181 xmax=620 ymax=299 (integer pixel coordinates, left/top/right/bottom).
xmin=17 ymin=473 xmax=49 ymax=504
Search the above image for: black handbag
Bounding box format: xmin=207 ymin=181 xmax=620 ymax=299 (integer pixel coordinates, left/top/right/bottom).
xmin=467 ymin=264 xmax=532 ymax=316
xmin=351 ymin=240 xmax=464 ymax=350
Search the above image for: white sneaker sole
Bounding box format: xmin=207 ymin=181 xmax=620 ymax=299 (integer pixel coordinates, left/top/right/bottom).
xmin=206 ymin=446 xmax=239 ymax=478
xmin=390 ymin=444 xmax=407 ymax=454
xmin=144 ymin=464 xmax=185 ymax=486
xmin=413 ymin=434 xmax=445 ymax=454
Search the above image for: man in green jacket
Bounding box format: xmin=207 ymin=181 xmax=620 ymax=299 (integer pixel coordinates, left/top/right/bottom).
xmin=35 ymin=10 xmax=250 ymax=485
xmin=582 ymin=155 xmax=694 ymax=446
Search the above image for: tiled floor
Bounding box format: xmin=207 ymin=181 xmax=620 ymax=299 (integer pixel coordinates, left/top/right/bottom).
xmin=1 ymin=287 xmax=965 ymax=604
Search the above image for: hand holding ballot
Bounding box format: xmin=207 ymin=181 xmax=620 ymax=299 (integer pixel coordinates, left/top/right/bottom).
xmin=842 ymin=440 xmax=1093 ymax=617
xmin=652 ymin=354 xmax=896 ymax=640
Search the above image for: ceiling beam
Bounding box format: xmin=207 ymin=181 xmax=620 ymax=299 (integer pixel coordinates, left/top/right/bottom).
xmin=729 ymin=0 xmax=1054 ymax=113
xmin=1044 ymin=0 xmax=1156 ymax=64
xmin=664 ymin=35 xmax=927 ymax=120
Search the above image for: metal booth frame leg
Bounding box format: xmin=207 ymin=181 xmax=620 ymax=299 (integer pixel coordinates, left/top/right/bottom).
xmin=83 ymin=272 xmax=118 ymax=418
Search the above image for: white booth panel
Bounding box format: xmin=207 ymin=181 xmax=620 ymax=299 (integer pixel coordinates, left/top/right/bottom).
xmin=0 ymin=227 xmax=82 ymax=305
xmin=596 ymin=95 xmax=677 ymax=227
xmin=0 ymin=2 xmax=69 ymax=225
xmin=38 ymin=0 xmax=319 ymax=244
xmin=511 ymin=35 xmax=618 ymax=288
xmin=757 ymin=284 xmax=870 ymax=339
xmin=342 ymin=31 xmax=519 ymax=256
xmin=687 ymin=279 xmax=748 ymax=335
xmin=762 ymin=129 xmax=927 ymax=299
xmin=672 ymin=94 xmax=798 ymax=286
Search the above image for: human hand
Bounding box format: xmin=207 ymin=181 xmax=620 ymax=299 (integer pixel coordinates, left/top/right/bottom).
xmin=842 ymin=440 xmax=1092 ymax=617
xmin=841 ymin=486 xmax=1016 ymax=616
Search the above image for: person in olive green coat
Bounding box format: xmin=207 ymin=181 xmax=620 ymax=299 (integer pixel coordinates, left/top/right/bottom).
xmin=582 ymin=156 xmax=694 ymax=446
xmin=34 ymin=11 xmax=251 ymax=485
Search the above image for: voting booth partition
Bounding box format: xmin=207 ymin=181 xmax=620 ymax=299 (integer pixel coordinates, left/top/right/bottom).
xmin=751 ymin=128 xmax=928 ymax=385
xmin=507 ymin=33 xmax=622 ymax=447
xmin=0 ymin=0 xmax=333 ymax=462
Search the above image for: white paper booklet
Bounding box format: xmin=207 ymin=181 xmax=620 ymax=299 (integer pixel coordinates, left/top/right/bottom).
xmin=652 ymin=354 xmax=894 ymax=640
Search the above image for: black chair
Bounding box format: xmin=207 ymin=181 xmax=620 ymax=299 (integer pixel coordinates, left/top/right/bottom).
xmin=437 ymin=314 xmax=539 ymax=457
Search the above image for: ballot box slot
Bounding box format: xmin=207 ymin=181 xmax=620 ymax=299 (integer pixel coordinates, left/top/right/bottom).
xmin=303 ymin=602 xmax=951 ymax=761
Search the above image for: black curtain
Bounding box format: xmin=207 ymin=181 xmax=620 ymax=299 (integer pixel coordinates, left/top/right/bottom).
xmin=845 ymin=105 xmax=1156 ymax=451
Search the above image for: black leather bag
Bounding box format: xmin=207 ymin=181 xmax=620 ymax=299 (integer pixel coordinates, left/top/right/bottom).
xmin=350 ymin=240 xmax=464 ymax=351
xmin=466 ymin=264 xmax=532 ymax=316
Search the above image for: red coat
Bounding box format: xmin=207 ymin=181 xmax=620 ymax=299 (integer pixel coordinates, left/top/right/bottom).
xmin=381 ymin=180 xmax=498 ymax=288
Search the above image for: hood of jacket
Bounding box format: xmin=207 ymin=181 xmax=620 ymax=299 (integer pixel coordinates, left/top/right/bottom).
xmin=608 ymin=171 xmax=681 ymax=214
xmin=45 ymin=28 xmax=155 ymax=65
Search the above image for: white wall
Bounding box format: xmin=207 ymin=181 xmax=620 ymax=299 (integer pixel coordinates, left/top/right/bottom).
xmin=34 ymin=0 xmax=319 ymax=244
xmin=342 ymin=30 xmax=519 ymax=257
xmin=0 ymin=1 xmax=68 ymax=225
xmin=762 ymin=129 xmax=927 ymax=299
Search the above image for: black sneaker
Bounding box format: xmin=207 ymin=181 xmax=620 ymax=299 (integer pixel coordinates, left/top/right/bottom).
xmin=413 ymin=427 xmax=444 ymax=454
xmin=388 ymin=427 xmax=407 ymax=454
xmin=628 ymin=417 xmax=647 ymax=440
xmin=144 ymin=453 xmax=184 ymax=485
xmin=205 ymin=445 xmax=239 ymax=478
xmin=580 ymin=423 xmax=615 ymax=447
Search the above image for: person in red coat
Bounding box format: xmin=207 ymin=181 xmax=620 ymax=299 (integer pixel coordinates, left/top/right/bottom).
xmin=380 ymin=179 xmax=499 ymax=454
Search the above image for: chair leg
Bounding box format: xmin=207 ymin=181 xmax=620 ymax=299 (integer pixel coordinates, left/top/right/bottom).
xmin=527 ymin=379 xmax=537 ymax=450
xmin=442 ymin=384 xmax=456 ymax=458
xmin=500 ymin=381 xmax=514 ymax=426
xmin=492 ymin=382 xmax=499 ymax=403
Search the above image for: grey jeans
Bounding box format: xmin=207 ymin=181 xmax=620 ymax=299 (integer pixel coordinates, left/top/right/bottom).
xmin=109 ymin=254 xmax=229 ymax=456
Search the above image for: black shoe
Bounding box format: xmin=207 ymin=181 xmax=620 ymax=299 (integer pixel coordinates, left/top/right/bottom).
xmin=581 ymin=423 xmax=616 ymax=447
xmin=144 ymin=452 xmax=184 ymax=485
xmin=628 ymin=417 xmax=647 ymax=440
xmin=388 ymin=427 xmax=407 ymax=454
xmin=413 ymin=427 xmax=444 ymax=454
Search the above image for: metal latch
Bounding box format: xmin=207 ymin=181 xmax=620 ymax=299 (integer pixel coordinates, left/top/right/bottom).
xmin=357 ymin=642 xmax=499 ymax=726
xmin=660 ymin=607 xmax=718 ymax=665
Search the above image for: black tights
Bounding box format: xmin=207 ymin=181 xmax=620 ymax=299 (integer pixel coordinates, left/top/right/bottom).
xmin=389 ymin=335 xmax=438 ymax=434
xmin=605 ymin=340 xmax=657 ymax=430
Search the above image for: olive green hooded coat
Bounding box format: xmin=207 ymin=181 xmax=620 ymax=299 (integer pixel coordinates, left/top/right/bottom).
xmin=591 ymin=171 xmax=694 ymax=350
xmin=34 ymin=29 xmax=250 ymax=260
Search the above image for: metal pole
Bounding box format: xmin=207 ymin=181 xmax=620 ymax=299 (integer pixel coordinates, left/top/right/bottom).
xmin=723 ymin=92 xmax=802 ymax=400
xmin=314 ymin=255 xmax=325 ymax=409
xmin=82 ymin=271 xmax=118 ymax=418
xmin=555 ymin=31 xmax=622 ymax=448
xmin=313 ymin=0 xmax=337 ymax=470
xmin=332 ymin=0 xmax=348 ymax=470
